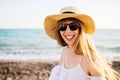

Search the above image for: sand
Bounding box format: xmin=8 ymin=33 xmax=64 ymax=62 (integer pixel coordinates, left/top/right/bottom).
xmin=0 ymin=60 xmax=119 ymax=80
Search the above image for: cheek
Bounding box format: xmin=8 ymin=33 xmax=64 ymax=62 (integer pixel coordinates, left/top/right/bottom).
xmin=75 ymin=29 xmax=80 ymax=36
xmin=60 ymin=31 xmax=64 ymax=37
xmin=77 ymin=31 xmax=80 ymax=36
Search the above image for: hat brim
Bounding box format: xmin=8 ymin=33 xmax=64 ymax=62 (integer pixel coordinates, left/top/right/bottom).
xmin=44 ymin=14 xmax=95 ymax=39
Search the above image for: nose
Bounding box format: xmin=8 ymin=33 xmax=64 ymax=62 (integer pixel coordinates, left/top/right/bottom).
xmin=65 ymin=25 xmax=71 ymax=32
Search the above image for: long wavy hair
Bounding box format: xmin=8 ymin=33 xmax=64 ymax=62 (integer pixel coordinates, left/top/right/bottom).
xmin=55 ymin=18 xmax=120 ymax=80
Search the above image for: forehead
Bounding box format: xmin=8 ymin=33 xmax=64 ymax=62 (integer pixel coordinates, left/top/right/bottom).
xmin=61 ymin=20 xmax=73 ymax=24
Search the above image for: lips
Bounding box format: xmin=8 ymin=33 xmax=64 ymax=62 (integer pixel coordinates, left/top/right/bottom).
xmin=65 ymin=35 xmax=74 ymax=41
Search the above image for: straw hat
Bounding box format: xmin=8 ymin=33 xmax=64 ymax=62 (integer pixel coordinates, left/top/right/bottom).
xmin=44 ymin=6 xmax=95 ymax=39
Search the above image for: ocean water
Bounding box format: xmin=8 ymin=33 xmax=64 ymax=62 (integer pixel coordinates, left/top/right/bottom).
xmin=0 ymin=29 xmax=120 ymax=61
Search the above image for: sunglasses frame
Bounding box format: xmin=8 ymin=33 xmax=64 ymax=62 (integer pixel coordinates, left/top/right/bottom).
xmin=58 ymin=22 xmax=80 ymax=31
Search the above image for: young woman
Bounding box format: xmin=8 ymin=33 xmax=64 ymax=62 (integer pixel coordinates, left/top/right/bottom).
xmin=44 ymin=6 xmax=120 ymax=80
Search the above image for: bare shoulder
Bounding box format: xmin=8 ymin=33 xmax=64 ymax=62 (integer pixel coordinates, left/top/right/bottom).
xmin=81 ymin=56 xmax=104 ymax=77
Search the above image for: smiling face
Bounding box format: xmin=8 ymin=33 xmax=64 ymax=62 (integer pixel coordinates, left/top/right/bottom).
xmin=58 ymin=19 xmax=80 ymax=47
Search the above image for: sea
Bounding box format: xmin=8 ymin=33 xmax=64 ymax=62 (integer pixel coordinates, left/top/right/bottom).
xmin=0 ymin=29 xmax=120 ymax=61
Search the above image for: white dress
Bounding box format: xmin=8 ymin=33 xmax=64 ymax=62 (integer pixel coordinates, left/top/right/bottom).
xmin=49 ymin=63 xmax=105 ymax=80
xmin=49 ymin=47 xmax=105 ymax=80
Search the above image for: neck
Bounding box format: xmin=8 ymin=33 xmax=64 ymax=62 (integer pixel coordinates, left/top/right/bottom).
xmin=67 ymin=46 xmax=76 ymax=56
xmin=68 ymin=44 xmax=73 ymax=49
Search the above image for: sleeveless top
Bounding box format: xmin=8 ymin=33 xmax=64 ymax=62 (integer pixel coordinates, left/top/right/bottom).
xmin=49 ymin=47 xmax=105 ymax=80
xmin=49 ymin=62 xmax=105 ymax=80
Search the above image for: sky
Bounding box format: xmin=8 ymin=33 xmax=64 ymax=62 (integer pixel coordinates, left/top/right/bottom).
xmin=0 ymin=0 xmax=120 ymax=29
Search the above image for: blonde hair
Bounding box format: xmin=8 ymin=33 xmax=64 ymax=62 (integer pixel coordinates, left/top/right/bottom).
xmin=56 ymin=18 xmax=120 ymax=80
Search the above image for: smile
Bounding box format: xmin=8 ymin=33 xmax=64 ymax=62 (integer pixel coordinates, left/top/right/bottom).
xmin=65 ymin=35 xmax=75 ymax=40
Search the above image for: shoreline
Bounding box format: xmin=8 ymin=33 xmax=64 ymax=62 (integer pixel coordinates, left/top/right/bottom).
xmin=0 ymin=60 xmax=119 ymax=80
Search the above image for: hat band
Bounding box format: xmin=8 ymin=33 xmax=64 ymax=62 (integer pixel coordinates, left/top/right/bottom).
xmin=62 ymin=11 xmax=75 ymax=14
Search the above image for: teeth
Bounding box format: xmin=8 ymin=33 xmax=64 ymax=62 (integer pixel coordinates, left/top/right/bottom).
xmin=65 ymin=35 xmax=74 ymax=40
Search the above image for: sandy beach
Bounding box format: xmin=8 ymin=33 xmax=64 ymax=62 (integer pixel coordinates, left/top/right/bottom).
xmin=0 ymin=60 xmax=119 ymax=80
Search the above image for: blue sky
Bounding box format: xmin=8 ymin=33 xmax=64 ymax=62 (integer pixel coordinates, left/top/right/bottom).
xmin=0 ymin=0 xmax=120 ymax=29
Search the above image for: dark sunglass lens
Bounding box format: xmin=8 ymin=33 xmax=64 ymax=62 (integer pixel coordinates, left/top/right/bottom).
xmin=69 ymin=24 xmax=78 ymax=30
xmin=59 ymin=25 xmax=67 ymax=31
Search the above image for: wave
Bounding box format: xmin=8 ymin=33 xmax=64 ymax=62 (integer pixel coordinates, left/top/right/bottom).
xmin=96 ymin=45 xmax=120 ymax=50
xmin=112 ymin=46 xmax=120 ymax=49
xmin=0 ymin=29 xmax=120 ymax=61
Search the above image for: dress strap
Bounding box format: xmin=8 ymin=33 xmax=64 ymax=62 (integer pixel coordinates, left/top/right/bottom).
xmin=79 ymin=55 xmax=83 ymax=65
xmin=61 ymin=46 xmax=66 ymax=65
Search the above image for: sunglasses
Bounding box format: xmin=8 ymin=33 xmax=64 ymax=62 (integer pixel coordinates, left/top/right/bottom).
xmin=58 ymin=23 xmax=80 ymax=31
